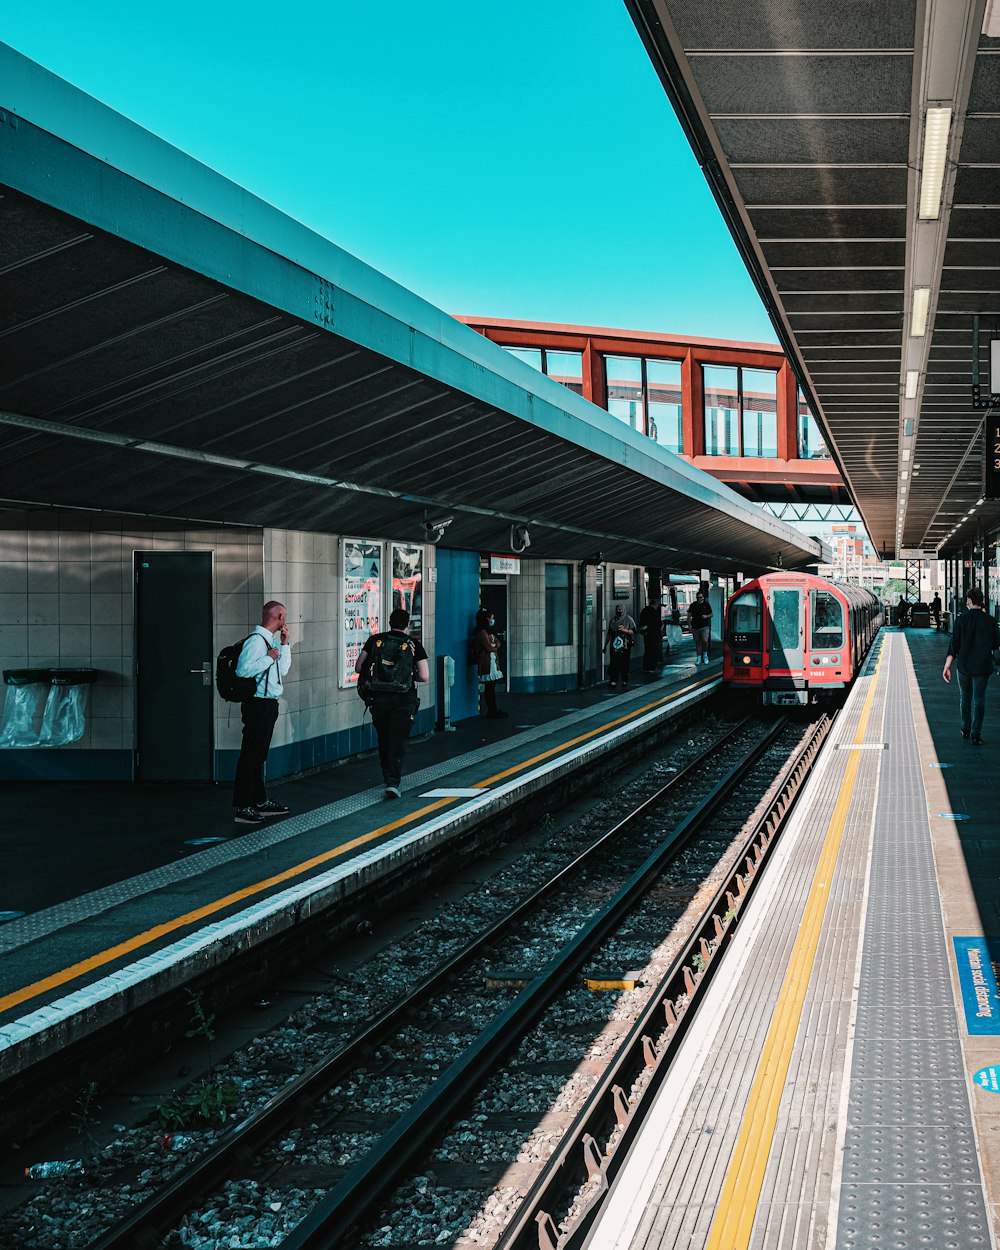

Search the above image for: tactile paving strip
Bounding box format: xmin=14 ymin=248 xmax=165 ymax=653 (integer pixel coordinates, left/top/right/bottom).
xmin=836 ymin=637 xmax=991 ymax=1248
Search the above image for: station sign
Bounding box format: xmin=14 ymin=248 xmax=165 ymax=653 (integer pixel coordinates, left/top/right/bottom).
xmin=490 ymin=554 xmax=521 ymax=575
xmin=985 ymin=406 xmax=1000 ymax=500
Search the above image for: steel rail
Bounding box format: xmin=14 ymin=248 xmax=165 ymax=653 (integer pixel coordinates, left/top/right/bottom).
xmin=497 ymin=713 xmax=834 ymax=1250
xmin=89 ymin=716 xmax=756 ymax=1250
xmin=279 ymin=715 xmax=792 ymax=1249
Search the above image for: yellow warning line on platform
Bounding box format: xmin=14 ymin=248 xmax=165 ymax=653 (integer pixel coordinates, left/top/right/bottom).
xmin=704 ymin=651 xmax=884 ymax=1250
xmin=0 ymin=676 xmax=714 ymax=1017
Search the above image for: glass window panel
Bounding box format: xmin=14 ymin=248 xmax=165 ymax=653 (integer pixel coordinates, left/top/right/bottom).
xmin=797 ymin=390 xmax=830 ymax=459
xmin=503 ymin=346 xmax=543 ymax=372
xmin=810 ymin=590 xmax=844 ymax=649
xmin=646 ymin=358 xmax=683 ymax=452
xmin=728 ymin=588 xmax=762 ymax=640
xmin=703 ymin=365 xmax=738 ymax=455
xmin=545 ymin=563 xmax=572 ymax=646
xmin=769 ymin=588 xmax=802 ymax=666
xmin=606 ymin=355 xmax=643 ymax=428
xmin=741 ymin=368 xmax=778 ymax=458
xmin=545 ymin=351 xmax=584 ymax=397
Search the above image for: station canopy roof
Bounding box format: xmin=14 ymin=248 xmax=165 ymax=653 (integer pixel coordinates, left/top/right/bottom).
xmin=625 ymin=0 xmax=1000 ymax=560
xmin=0 ymin=44 xmax=821 ymax=578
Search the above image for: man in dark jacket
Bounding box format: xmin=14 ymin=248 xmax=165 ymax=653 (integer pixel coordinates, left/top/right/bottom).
xmin=943 ymin=588 xmax=999 ymax=745
xmin=355 ymin=608 xmax=429 ymax=797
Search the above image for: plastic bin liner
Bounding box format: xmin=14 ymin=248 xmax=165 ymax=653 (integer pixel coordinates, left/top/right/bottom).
xmin=1 ymin=668 xmax=97 ymax=747
xmin=0 ymin=670 xmax=51 ymax=748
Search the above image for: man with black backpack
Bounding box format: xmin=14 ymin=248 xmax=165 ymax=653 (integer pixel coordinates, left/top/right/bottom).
xmin=232 ymin=600 xmax=293 ymax=825
xmin=354 ymin=607 xmax=429 ymax=798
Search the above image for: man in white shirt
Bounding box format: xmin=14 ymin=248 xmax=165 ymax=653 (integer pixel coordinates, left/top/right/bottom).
xmin=233 ymin=600 xmax=293 ymax=825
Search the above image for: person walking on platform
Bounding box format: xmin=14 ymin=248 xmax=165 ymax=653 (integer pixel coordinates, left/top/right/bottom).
xmin=943 ymin=587 xmax=999 ymax=746
xmin=355 ymin=607 xmax=429 ymax=798
xmin=233 ymin=600 xmax=293 ymax=825
xmin=474 ymin=608 xmax=507 ymax=718
xmin=604 ymin=603 xmax=637 ymax=689
xmin=639 ymin=597 xmax=663 ymax=672
xmin=688 ymin=589 xmax=713 ymax=664
xmin=932 ymin=592 xmax=942 ymax=629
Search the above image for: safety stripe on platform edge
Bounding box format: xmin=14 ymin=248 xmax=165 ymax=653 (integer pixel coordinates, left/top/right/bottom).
xmin=703 ymin=652 xmax=884 ymax=1250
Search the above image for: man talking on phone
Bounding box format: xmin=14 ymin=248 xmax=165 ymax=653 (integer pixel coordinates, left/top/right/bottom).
xmin=233 ymin=600 xmax=293 ymax=825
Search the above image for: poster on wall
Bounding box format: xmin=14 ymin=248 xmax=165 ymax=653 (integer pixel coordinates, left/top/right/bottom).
xmin=613 ymin=568 xmax=631 ymax=600
xmin=342 ymin=538 xmax=382 ymax=687
xmin=391 ymin=543 xmax=424 ymax=640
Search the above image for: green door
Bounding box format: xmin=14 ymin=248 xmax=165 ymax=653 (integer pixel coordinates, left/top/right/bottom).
xmin=135 ymin=551 xmax=214 ymax=781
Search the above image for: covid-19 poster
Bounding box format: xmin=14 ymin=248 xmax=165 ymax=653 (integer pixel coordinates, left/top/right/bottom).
xmin=342 ymin=538 xmax=382 ymax=687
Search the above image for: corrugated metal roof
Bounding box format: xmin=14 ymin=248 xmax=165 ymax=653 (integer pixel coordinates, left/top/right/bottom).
xmin=625 ymin=0 xmax=1000 ymax=558
xmin=0 ymin=43 xmax=821 ymax=575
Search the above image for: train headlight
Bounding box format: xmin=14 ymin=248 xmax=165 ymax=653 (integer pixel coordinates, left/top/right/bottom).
xmin=739 ymin=654 xmax=761 ymax=666
xmin=814 ymin=655 xmax=840 ymax=666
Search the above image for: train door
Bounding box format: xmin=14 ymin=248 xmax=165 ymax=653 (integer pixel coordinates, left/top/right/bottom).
xmin=768 ymin=586 xmax=804 ymax=671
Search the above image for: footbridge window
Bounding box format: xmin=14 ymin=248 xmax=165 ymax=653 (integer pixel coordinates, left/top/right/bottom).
xmin=703 ymin=365 xmax=777 ymax=458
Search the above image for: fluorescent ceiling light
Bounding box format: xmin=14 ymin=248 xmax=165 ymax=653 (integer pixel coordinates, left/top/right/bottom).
xmin=903 ymin=418 xmax=914 ymax=437
xmin=919 ymin=107 xmax=952 ymax=220
xmin=911 ymin=287 xmax=930 ymax=337
xmin=905 ymin=371 xmax=919 ymax=399
xmin=902 ymin=448 xmax=911 ymax=460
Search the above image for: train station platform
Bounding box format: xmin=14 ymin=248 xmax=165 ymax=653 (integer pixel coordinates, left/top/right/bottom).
xmin=584 ymin=624 xmax=1000 ymax=1250
xmin=0 ymin=643 xmax=718 ymax=1091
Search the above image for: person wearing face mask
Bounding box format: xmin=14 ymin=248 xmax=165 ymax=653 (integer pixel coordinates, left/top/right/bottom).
xmin=474 ymin=607 xmax=507 ymax=718
xmin=604 ymin=603 xmax=637 ymax=689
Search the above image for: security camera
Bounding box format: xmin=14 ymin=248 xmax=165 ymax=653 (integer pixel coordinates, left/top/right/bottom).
xmin=511 ymin=523 xmax=531 ymax=553
xmin=422 ymin=515 xmax=454 ymax=543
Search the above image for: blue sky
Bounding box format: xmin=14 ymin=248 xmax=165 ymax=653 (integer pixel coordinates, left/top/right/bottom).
xmin=3 ymin=1 xmax=777 ymax=345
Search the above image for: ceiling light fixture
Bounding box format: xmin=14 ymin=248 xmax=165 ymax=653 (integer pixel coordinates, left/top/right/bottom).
xmin=905 ymin=371 xmax=919 ymax=399
xmin=910 ymin=286 xmax=935 ymax=337
xmin=910 ymin=287 xmax=931 ymax=338
xmin=918 ymin=106 xmax=952 ymax=220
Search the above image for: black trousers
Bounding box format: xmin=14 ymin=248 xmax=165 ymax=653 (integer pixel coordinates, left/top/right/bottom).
xmin=609 ymin=646 xmax=632 ymax=685
xmin=481 ymin=679 xmax=501 ymax=715
xmin=642 ymin=630 xmax=661 ymax=670
xmin=372 ymin=700 xmax=416 ymax=788
xmin=233 ymin=698 xmax=279 ymax=807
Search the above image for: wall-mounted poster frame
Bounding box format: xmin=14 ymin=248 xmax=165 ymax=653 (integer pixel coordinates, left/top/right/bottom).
xmin=341 ymin=538 xmax=382 ymax=688
xmin=391 ymin=543 xmax=424 ymax=641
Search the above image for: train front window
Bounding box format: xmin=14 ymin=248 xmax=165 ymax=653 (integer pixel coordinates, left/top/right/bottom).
xmin=729 ymin=588 xmax=762 ymax=643
xmin=810 ymin=591 xmax=844 ymax=650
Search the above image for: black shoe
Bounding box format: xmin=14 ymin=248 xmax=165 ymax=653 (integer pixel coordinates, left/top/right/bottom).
xmin=973 ymin=734 xmax=983 ymax=746
xmin=255 ymin=800 xmax=291 ymax=816
xmin=384 ymin=785 xmax=401 ymax=798
xmin=234 ymin=806 xmax=265 ymax=825
xmin=962 ymin=729 xmax=971 ymax=739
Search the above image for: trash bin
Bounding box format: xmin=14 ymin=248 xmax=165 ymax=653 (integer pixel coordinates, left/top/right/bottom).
xmin=0 ymin=668 xmax=97 ymax=747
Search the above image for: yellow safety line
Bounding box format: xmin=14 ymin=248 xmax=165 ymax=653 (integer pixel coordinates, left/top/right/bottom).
xmin=1 ymin=676 xmax=714 ymax=1017
xmin=704 ymin=650 xmax=884 ymax=1250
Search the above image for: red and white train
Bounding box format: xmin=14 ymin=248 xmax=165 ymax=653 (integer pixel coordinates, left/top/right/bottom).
xmin=723 ymin=571 xmax=884 ymax=705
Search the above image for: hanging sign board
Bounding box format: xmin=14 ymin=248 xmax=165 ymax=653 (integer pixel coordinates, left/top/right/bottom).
xmin=985 ymin=406 xmax=1000 ymax=500
xmin=613 ymin=568 xmax=630 ymax=600
xmin=490 ymin=555 xmax=521 ymax=574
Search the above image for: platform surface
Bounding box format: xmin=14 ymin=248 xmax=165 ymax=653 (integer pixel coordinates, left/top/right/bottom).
xmin=0 ymin=645 xmax=717 ymax=1077
xmin=584 ymin=626 xmax=1000 ymax=1250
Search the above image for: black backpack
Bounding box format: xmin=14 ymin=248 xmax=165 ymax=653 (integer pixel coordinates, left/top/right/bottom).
xmin=359 ymin=633 xmax=416 ymax=705
xmin=216 ymin=634 xmax=263 ymax=702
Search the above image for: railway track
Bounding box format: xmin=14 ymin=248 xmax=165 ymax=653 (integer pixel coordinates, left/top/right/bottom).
xmin=2 ymin=711 xmax=831 ymax=1249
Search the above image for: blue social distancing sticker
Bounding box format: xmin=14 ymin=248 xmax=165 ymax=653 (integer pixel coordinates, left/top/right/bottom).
xmin=974 ymin=1066 xmax=1000 ymax=1093
xmin=954 ymin=937 xmax=1000 ymax=1034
